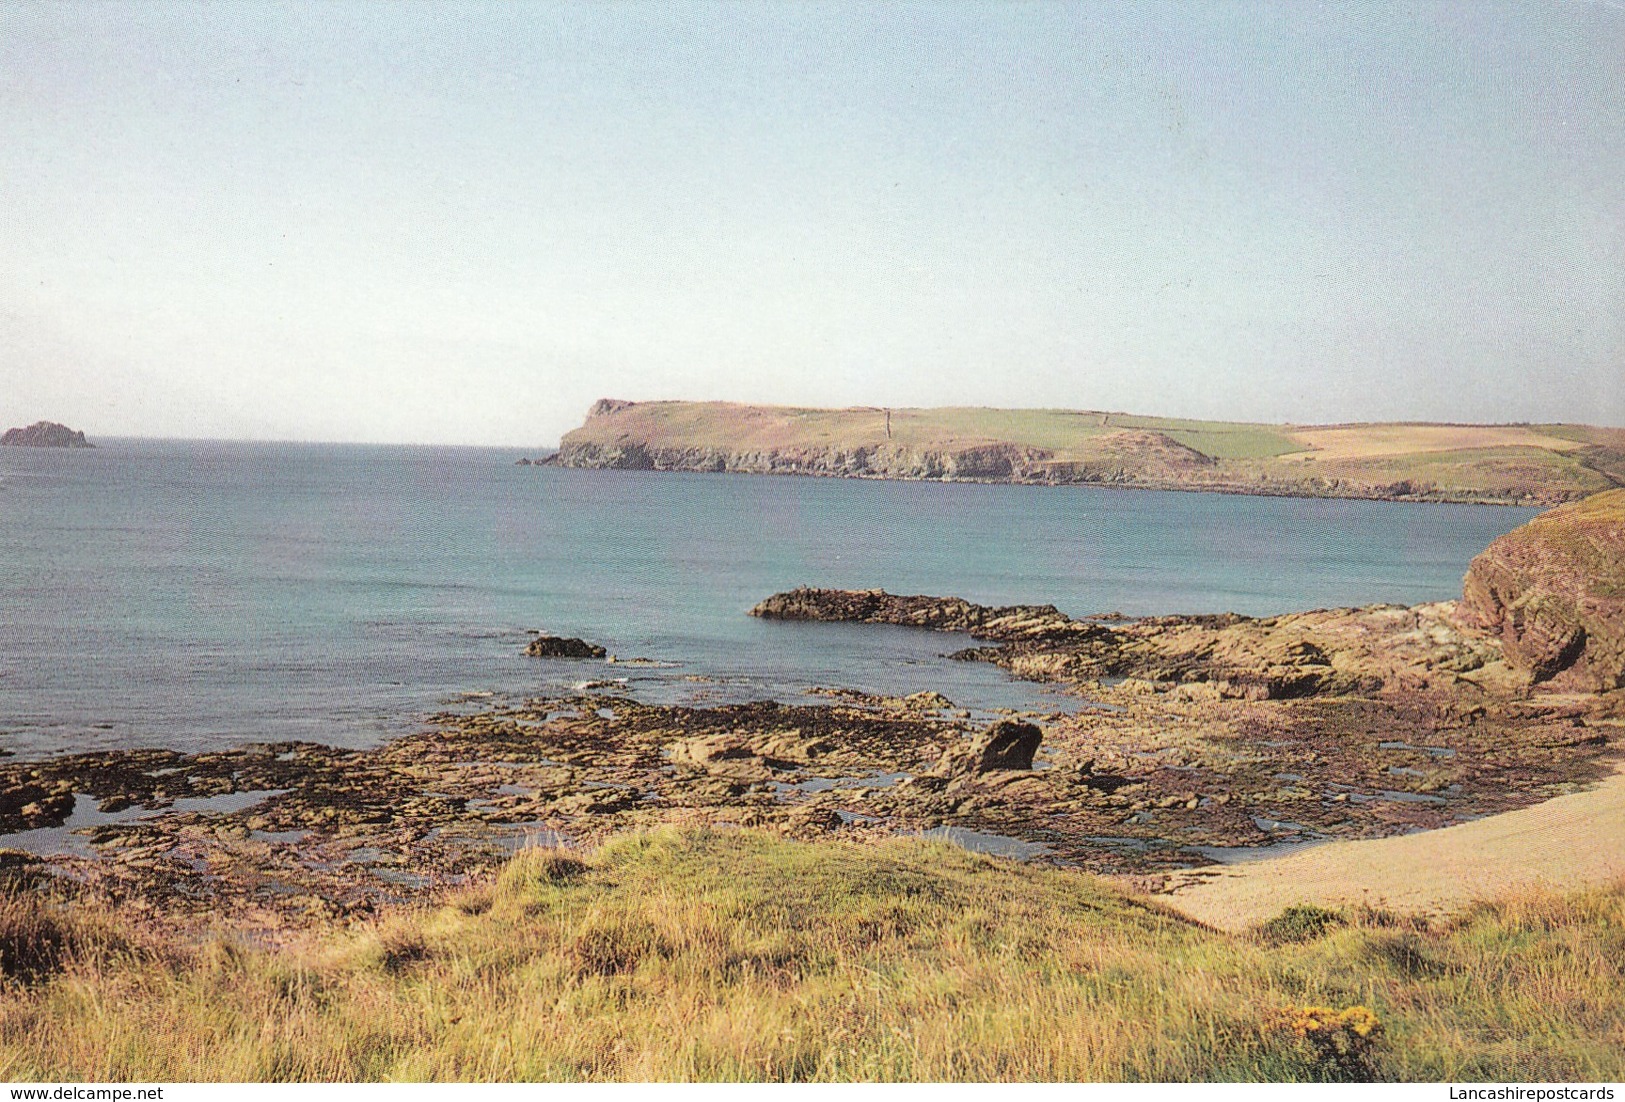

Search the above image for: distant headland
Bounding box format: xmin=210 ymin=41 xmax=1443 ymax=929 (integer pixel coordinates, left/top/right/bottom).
xmin=539 ymin=399 xmax=1625 ymax=507
xmin=1 ymin=420 xmax=94 ymax=448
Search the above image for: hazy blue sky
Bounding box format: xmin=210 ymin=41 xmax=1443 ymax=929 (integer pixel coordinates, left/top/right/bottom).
xmin=2 ymin=1 xmax=1621 ymax=444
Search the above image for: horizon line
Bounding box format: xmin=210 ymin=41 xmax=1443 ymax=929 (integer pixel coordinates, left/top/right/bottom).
xmin=12 ymin=398 xmax=1623 ymax=449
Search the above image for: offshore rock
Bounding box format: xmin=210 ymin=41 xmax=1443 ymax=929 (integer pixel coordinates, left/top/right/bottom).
xmin=1460 ymin=489 xmax=1625 ymax=689
xmin=1 ymin=421 xmax=93 ymax=447
xmin=524 ymin=635 xmax=608 ymax=659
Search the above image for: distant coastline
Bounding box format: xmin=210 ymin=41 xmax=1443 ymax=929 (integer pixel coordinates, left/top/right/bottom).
xmin=540 ymin=399 xmax=1625 ymax=507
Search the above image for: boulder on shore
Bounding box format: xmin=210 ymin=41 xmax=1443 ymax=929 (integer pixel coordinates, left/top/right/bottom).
xmin=1459 ymin=489 xmax=1625 ymax=689
xmin=525 ymin=635 xmax=607 ymax=659
xmin=1 ymin=421 xmax=93 ymax=447
xmin=934 ymin=720 xmax=1043 ymax=776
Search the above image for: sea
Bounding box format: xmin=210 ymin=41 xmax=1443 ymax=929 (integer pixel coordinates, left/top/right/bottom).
xmin=0 ymin=439 xmax=1538 ymax=760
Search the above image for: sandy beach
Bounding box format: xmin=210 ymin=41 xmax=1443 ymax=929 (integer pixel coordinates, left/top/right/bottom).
xmin=1160 ymin=752 xmax=1625 ymax=932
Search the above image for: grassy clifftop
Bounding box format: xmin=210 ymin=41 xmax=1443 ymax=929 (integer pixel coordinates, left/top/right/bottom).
xmin=6 ymin=829 xmax=1625 ymax=1081
xmin=546 ymin=400 xmax=1625 ymax=505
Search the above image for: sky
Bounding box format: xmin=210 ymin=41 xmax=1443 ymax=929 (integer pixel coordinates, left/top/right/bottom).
xmin=2 ymin=1 xmax=1621 ymax=445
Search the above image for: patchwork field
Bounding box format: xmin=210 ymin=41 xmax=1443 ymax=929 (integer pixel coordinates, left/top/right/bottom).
xmin=1287 ymin=424 xmax=1589 ymax=462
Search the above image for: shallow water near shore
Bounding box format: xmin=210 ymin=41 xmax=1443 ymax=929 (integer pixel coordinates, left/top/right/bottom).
xmin=1 ymin=439 xmax=1537 ymax=758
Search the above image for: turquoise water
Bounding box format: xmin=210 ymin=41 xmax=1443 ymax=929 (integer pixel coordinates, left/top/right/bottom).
xmin=1 ymin=440 xmax=1536 ymax=757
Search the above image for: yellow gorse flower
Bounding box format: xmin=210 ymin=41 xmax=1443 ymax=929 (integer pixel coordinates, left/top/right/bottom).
xmin=1270 ymin=1004 xmax=1384 ymax=1043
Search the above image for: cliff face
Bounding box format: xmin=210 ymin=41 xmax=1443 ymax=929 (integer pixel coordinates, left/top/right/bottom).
xmin=543 ymin=399 xmax=1625 ymax=505
xmin=1460 ymin=489 xmax=1625 ymax=689
xmin=1 ymin=421 xmax=93 ymax=447
xmin=550 ymin=402 xmax=1270 ymax=488
xmin=550 ymin=439 xmax=1056 ymax=481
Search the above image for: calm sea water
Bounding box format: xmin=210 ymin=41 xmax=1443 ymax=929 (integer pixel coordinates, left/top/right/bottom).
xmin=1 ymin=440 xmax=1536 ymax=758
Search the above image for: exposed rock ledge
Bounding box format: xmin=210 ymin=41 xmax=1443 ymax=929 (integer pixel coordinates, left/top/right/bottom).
xmin=751 ymin=586 xmax=1499 ymax=701
xmin=754 ymin=490 xmax=1625 ymax=702
xmin=1 ymin=421 xmax=93 ymax=447
xmin=749 ymin=587 xmax=1107 ymax=645
xmin=1459 ymin=488 xmax=1625 ymax=690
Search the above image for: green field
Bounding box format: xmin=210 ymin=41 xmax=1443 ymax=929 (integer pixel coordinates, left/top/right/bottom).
xmin=5 ymin=829 xmax=1624 ymax=1081
xmin=565 ymin=402 xmax=1310 ymax=460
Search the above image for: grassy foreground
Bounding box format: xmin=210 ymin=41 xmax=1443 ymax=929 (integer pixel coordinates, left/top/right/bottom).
xmin=3 ymin=829 xmax=1624 ymax=1082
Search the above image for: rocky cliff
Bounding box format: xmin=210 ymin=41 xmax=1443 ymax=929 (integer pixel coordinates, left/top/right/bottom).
xmin=549 ymin=437 xmax=1061 ymax=480
xmin=1460 ymin=489 xmax=1625 ymax=689
xmin=1 ymin=421 xmax=93 ymax=447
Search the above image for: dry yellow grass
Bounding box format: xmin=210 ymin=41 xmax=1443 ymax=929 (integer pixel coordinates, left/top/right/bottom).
xmin=3 ymin=828 xmax=1624 ymax=1082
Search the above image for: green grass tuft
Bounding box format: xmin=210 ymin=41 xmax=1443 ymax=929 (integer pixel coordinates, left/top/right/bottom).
xmin=1255 ymin=904 xmax=1348 ymax=944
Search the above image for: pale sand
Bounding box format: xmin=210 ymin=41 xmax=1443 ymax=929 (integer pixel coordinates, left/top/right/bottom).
xmin=1157 ymin=760 xmax=1625 ymax=932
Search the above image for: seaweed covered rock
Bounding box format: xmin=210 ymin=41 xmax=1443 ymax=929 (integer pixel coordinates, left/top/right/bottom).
xmin=524 ymin=635 xmax=607 ymax=659
xmin=1460 ymin=489 xmax=1625 ymax=689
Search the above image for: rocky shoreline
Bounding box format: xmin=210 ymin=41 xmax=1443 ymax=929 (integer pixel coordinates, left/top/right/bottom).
xmin=2 ymin=626 xmax=1617 ymax=936
xmin=4 ymin=674 xmax=1616 ymax=935
xmin=3 ymin=492 xmax=1622 ymax=938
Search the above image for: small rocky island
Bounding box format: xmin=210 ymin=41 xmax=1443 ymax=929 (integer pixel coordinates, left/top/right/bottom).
xmin=1 ymin=420 xmax=94 ymax=447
